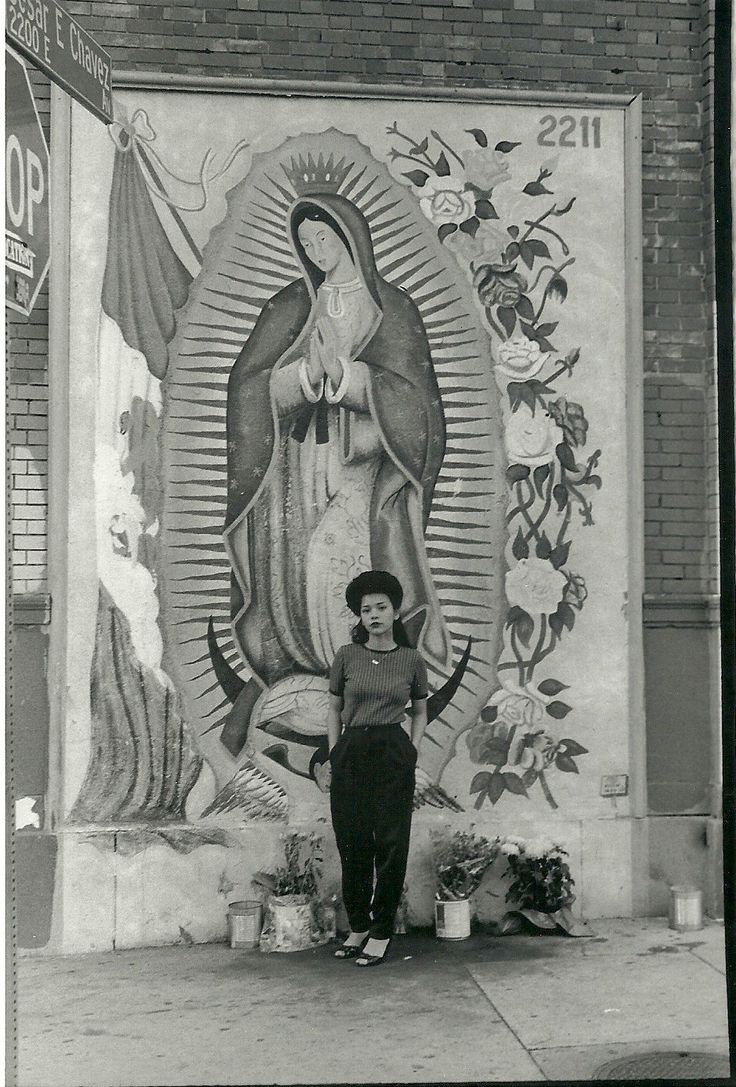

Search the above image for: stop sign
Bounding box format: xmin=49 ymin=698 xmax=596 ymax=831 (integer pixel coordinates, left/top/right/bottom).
xmin=5 ymin=47 xmax=50 ymax=318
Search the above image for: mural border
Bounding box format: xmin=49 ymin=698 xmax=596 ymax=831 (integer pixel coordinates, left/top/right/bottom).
xmin=47 ymin=78 xmax=645 ymax=858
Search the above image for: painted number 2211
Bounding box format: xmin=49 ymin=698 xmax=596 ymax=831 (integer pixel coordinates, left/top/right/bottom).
xmin=537 ymin=115 xmax=602 ymax=148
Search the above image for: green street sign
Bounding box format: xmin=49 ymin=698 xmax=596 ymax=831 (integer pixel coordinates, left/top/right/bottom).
xmin=6 ymin=0 xmax=113 ymax=123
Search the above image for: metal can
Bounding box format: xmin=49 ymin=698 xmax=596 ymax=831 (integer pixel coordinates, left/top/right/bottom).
xmin=668 ymin=886 xmax=703 ymax=931
xmin=228 ymin=900 xmax=263 ymax=948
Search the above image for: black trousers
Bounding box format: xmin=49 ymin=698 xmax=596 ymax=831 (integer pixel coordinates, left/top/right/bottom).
xmin=329 ymin=724 xmax=416 ymax=941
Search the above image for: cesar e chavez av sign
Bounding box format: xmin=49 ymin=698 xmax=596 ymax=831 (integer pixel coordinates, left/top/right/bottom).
xmin=6 ymin=0 xmax=112 ymax=124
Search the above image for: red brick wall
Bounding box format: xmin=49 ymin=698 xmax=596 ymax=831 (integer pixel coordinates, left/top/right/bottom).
xmin=9 ymin=0 xmax=718 ymax=601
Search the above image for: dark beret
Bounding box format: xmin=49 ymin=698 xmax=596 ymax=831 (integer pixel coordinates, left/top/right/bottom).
xmin=345 ymin=570 xmax=403 ymax=616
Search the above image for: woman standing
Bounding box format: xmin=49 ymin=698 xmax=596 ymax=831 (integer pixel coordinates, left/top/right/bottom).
xmin=326 ymin=569 xmax=427 ymax=967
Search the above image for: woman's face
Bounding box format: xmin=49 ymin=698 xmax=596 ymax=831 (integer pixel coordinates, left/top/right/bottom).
xmin=297 ymin=218 xmax=351 ymax=275
xmin=360 ymin=593 xmax=399 ymax=637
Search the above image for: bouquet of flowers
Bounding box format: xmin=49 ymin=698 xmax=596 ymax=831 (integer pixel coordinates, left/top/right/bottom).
xmin=431 ymin=829 xmax=500 ymax=901
xmin=499 ymin=835 xmax=589 ymax=936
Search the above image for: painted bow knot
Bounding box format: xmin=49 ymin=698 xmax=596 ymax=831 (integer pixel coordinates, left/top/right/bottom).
xmin=108 ymin=109 xmax=156 ymax=154
xmin=107 ymin=107 xmax=249 ymax=213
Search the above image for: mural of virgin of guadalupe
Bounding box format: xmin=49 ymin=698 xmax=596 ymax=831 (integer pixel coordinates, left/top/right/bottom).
xmin=223 ymin=192 xmax=453 ymax=718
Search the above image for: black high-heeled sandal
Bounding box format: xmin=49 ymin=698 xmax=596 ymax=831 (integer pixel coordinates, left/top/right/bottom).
xmin=334 ymin=935 xmax=369 ymax=959
xmin=355 ymin=938 xmax=391 ymax=967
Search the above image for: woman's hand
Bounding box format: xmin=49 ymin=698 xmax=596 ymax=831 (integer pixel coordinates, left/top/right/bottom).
xmin=314 ymin=758 xmax=332 ymax=793
xmin=306 ymin=330 xmax=326 ymax=386
xmin=314 ymin=317 xmax=343 ymax=387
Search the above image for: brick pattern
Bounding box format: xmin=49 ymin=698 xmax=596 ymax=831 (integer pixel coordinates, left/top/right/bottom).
xmin=8 ymin=0 xmax=719 ymax=600
xmin=9 ymin=68 xmax=50 ymax=597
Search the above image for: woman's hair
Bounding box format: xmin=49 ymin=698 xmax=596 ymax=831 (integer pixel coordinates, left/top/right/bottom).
xmin=291 ymin=202 xmax=353 ymax=267
xmin=345 ymin=570 xmax=411 ymax=647
xmin=351 ymin=616 xmax=412 ymax=647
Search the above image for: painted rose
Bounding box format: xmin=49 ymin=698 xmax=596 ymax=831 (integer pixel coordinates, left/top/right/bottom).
xmin=476 ymin=262 xmax=528 ymax=309
xmin=496 ymin=335 xmax=550 ymax=380
xmin=419 ymin=175 xmax=475 ymax=227
xmin=504 ymin=405 xmax=558 ymax=467
xmin=463 ymin=148 xmax=512 ymax=191
xmin=445 ymin=222 xmax=508 ymax=266
xmin=502 ymin=726 xmax=559 ymax=773
xmin=489 ymin=686 xmax=545 ymax=728
xmin=505 ymin=557 xmax=567 ymax=616
xmin=549 ymin=396 xmax=588 ymax=447
xmin=466 ymin=720 xmax=507 ymax=763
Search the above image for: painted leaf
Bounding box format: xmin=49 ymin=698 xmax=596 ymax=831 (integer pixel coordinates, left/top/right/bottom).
xmin=549 ymin=611 xmax=564 ymax=637
xmin=470 ymin=771 xmax=494 ymax=794
xmin=553 ymin=483 xmax=568 ymax=511
xmin=495 ymin=140 xmax=521 ymax=153
xmin=507 ymin=225 xmax=519 ymax=239
xmin=404 ymin=169 xmax=430 ymax=187
xmin=516 ymin=610 xmax=534 ymax=648
xmin=504 ymin=241 xmax=521 ymax=262
xmin=536 ymin=321 xmax=559 ymax=338
xmin=537 ymin=678 xmax=569 ymax=696
xmin=537 ymin=337 xmax=555 ymax=353
xmin=515 ymin=295 xmax=535 ymax=321
xmin=546 ymin=700 xmax=572 ymax=719
xmin=556 ymin=442 xmax=577 ymax=471
xmin=557 ymin=602 xmax=576 ymax=630
xmin=480 ymin=704 xmax=498 ymax=723
xmin=459 ymin=215 xmax=480 ymax=237
xmin=503 ymin=772 xmax=529 ymax=797
xmin=435 ymin=150 xmax=451 ymax=176
xmin=533 ymin=463 xmax=551 ymax=497
xmin=497 ymin=305 xmax=517 ymax=337
xmin=467 ymin=128 xmax=488 ymax=147
xmin=438 ymin=222 xmax=458 ymax=243
xmin=560 ymin=738 xmax=588 ymax=756
xmin=528 ymin=238 xmax=551 ymax=258
xmin=474 ymin=791 xmax=487 ymax=810
xmin=555 ymin=753 xmax=579 ymax=773
xmin=519 ymin=241 xmax=535 ymax=269
xmin=475 ymin=199 xmax=499 ymax=220
xmin=507 ymin=462 xmax=531 ymax=484
xmin=535 ymin=530 xmax=552 ymax=560
xmin=521 ymin=768 xmax=538 ymax=788
xmin=512 ymin=528 xmax=530 ymax=561
xmin=549 ymin=540 xmax=571 ymax=570
xmin=488 ymin=772 xmax=506 ymax=805
xmin=506 ymin=605 xmax=527 ymax=627
xmin=413 ymin=136 xmax=430 ymax=155
xmin=523 ymin=180 xmax=553 ymax=196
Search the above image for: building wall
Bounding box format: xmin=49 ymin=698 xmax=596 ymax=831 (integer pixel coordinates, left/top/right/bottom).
xmin=9 ymin=0 xmax=721 ymax=947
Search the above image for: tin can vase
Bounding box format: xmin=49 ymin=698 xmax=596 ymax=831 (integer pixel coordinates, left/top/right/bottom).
xmin=271 ymin=894 xmax=314 ymax=952
xmin=435 ymin=897 xmax=471 ymax=940
xmin=228 ymin=900 xmax=263 ymax=949
xmin=669 ymin=886 xmax=703 ymax=931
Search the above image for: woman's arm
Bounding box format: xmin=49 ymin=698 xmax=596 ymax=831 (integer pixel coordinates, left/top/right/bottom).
xmin=270 ymin=357 xmax=324 ymax=413
xmin=409 ymin=697 xmax=428 ymax=749
xmin=327 ymin=693 xmax=344 ymax=753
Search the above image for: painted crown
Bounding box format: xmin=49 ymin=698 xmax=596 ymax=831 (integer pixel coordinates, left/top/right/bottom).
xmin=282 ymin=153 xmax=353 ymax=195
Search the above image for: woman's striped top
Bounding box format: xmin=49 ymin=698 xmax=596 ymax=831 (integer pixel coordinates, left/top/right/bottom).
xmin=328 ymin=643 xmax=429 ymax=728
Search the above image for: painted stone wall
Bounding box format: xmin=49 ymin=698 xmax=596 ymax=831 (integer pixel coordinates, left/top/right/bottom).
xmin=53 ymin=89 xmax=641 ymax=949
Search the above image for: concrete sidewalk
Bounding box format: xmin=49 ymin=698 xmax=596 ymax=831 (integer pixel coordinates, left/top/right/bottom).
xmin=15 ymin=919 xmax=730 ymax=1086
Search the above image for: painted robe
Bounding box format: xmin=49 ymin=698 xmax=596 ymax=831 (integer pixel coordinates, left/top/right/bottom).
xmin=224 ymin=192 xmax=452 ymax=692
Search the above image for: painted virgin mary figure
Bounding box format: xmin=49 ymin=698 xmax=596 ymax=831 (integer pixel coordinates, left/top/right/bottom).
xmin=223 ymin=191 xmax=452 ymax=726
